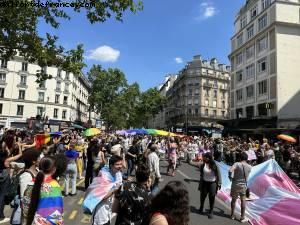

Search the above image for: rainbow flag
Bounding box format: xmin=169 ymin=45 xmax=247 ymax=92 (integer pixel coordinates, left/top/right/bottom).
xmin=216 ymin=160 xmax=300 ymax=225
xmin=33 ymin=176 xmax=63 ymax=225
xmin=35 ymin=134 xmax=51 ymax=149
xmin=82 ymin=166 xmax=122 ymax=214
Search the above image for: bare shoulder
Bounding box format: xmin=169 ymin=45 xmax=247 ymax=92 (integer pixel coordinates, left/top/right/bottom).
xmin=149 ymin=214 xmax=168 ymax=225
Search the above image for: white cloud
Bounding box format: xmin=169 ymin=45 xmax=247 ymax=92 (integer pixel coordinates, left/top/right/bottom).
xmin=174 ymin=57 xmax=183 ymax=64
xmin=86 ymin=45 xmax=120 ymax=62
xmin=196 ymin=1 xmax=218 ymax=21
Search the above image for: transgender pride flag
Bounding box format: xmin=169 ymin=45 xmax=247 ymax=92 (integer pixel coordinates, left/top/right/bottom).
xmin=216 ymin=160 xmax=300 ymax=225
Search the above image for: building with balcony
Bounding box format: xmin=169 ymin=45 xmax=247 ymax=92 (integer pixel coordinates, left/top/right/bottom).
xmin=0 ymin=56 xmax=98 ymax=128
xmin=165 ymin=55 xmax=230 ymax=133
xmin=229 ymin=0 xmax=300 ymax=129
xmin=147 ymin=74 xmax=178 ymax=129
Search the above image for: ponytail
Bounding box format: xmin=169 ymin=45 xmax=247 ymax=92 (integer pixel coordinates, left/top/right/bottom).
xmin=26 ymin=171 xmax=44 ymax=225
xmin=26 ymin=156 xmax=55 ymax=225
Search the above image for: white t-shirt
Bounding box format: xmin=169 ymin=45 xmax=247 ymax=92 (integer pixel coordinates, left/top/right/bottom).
xmin=203 ymin=164 xmax=216 ymax=182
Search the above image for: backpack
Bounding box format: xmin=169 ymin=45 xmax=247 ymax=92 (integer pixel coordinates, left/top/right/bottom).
xmin=4 ymin=170 xmax=24 ymax=205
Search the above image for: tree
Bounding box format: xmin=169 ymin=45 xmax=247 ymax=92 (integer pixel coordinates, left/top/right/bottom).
xmin=0 ymin=0 xmax=143 ymax=84
xmin=134 ymin=88 xmax=166 ymax=127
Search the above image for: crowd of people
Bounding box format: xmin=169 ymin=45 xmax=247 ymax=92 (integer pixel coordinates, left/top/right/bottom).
xmin=0 ymin=123 xmax=299 ymax=225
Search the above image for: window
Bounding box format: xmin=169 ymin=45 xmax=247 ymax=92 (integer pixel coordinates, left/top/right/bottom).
xmin=194 ymin=98 xmax=199 ymax=105
xmin=53 ymin=108 xmax=58 ymax=118
xmin=246 ymin=64 xmax=255 ymax=79
xmin=188 ymin=89 xmax=192 ymax=95
xmin=237 ymin=52 xmax=243 ymax=65
xmin=236 ymin=89 xmax=243 ymax=101
xmin=222 ymin=111 xmax=225 ymax=117
xmin=246 ymin=106 xmax=254 ymax=118
xmin=205 ymin=109 xmax=209 ymax=116
xmin=237 ymin=33 xmax=243 ymax=47
xmin=213 ymin=90 xmax=217 ymax=98
xmin=257 ymin=57 xmax=267 ymax=74
xmin=250 ymin=5 xmax=257 ymax=20
xmin=0 ymin=104 xmax=2 ymax=114
xmin=20 ymin=75 xmax=27 ymax=85
xmin=63 ymin=96 xmax=68 ymax=104
xmin=17 ymin=105 xmax=24 ymax=116
xmin=0 ymin=88 xmax=4 ymax=98
xmin=18 ymin=90 xmax=25 ymax=100
xmin=195 ymin=88 xmax=199 ymax=95
xmin=65 ymin=72 xmax=70 ymax=80
xmin=236 ymin=108 xmax=243 ymax=118
xmin=246 ymin=45 xmax=254 ymax=59
xmin=222 ymin=91 xmax=226 ymax=99
xmin=188 ymin=99 xmax=192 ymax=105
xmin=56 ymin=81 xmax=61 ymax=90
xmin=246 ymin=85 xmax=254 ymax=98
xmin=212 ymin=100 xmax=217 ymax=108
xmin=258 ymin=103 xmax=268 ymax=116
xmin=258 ymin=36 xmax=268 ymax=52
xmin=205 ymin=99 xmax=209 ymax=106
xmin=258 ymin=14 xmax=267 ymax=31
xmin=38 ymin=92 xmax=44 ymax=102
xmin=213 ymin=80 xmax=218 ymax=88
xmin=57 ymin=68 xmax=61 ymax=77
xmin=213 ymin=110 xmax=217 ymax=117
xmin=62 ymin=110 xmax=67 ymax=119
xmin=236 ymin=70 xmax=243 ymax=82
xmin=37 ymin=107 xmax=44 ymax=116
xmin=195 ymin=109 xmax=199 ymax=115
xmin=258 ymin=80 xmax=267 ymax=95
xmin=240 ymin=16 xmax=247 ymax=29
xmin=0 ymin=73 xmax=6 ymax=83
xmin=247 ymin=25 xmax=254 ymax=39
xmin=0 ymin=59 xmax=7 ymax=68
xmin=55 ymin=94 xmax=59 ymax=103
xmin=262 ymin=0 xmax=271 ymax=10
xmin=188 ymin=108 xmax=192 ymax=114
xmin=22 ymin=62 xmax=28 ymax=71
xmin=222 ymin=101 xmax=225 ymax=109
xmin=205 ymin=89 xmax=209 ymax=97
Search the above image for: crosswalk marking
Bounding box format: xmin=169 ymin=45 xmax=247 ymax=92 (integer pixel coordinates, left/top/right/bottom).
xmin=80 ymin=214 xmax=91 ymax=224
xmin=78 ymin=197 xmax=84 ymax=205
xmin=68 ymin=210 xmax=78 ymax=220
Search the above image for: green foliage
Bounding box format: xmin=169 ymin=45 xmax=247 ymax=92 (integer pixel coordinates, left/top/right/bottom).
xmin=0 ymin=0 xmax=143 ymax=84
xmin=88 ymin=65 xmax=165 ymax=129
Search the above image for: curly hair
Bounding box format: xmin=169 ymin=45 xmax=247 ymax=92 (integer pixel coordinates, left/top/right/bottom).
xmin=150 ymin=181 xmax=189 ymax=225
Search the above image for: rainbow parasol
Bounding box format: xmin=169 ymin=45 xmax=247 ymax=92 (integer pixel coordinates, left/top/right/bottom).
xmin=83 ymin=128 xmax=101 ymax=137
xmin=277 ymin=134 xmax=296 ymax=143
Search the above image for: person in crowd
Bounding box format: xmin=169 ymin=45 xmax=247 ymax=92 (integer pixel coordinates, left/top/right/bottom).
xmin=198 ymin=152 xmax=222 ymax=219
xmin=113 ymin=164 xmax=152 ymax=225
xmin=166 ymin=139 xmax=177 ymax=177
xmin=91 ymin=155 xmax=123 ymax=225
xmin=147 ymin=143 xmax=162 ymax=195
xmin=64 ymin=143 xmax=79 ymax=196
xmin=26 ymin=156 xmax=65 ymax=225
xmin=229 ymin=152 xmax=252 ymax=223
xmin=124 ymin=139 xmax=139 ymax=179
xmin=264 ymin=144 xmax=275 ymax=161
xmin=85 ymin=137 xmax=99 ymax=190
xmin=75 ymin=139 xmax=85 ymax=179
xmin=147 ymin=181 xmax=189 ymax=225
xmin=0 ymin=143 xmax=22 ymax=224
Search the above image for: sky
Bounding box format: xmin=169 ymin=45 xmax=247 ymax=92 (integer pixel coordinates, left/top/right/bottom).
xmin=38 ymin=0 xmax=245 ymax=91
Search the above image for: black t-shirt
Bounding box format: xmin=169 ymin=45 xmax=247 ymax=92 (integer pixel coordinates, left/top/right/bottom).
xmin=126 ymin=145 xmax=139 ymax=160
xmin=115 ymin=182 xmax=152 ymax=225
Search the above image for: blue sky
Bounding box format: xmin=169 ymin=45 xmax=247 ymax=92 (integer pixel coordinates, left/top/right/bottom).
xmin=38 ymin=0 xmax=245 ymax=90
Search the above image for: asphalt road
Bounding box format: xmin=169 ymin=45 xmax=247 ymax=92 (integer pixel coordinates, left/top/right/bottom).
xmin=3 ymin=161 xmax=244 ymax=225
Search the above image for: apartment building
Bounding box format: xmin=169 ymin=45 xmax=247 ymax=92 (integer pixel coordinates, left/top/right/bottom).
xmin=147 ymin=74 xmax=178 ymax=129
xmin=166 ymin=55 xmax=230 ymax=133
xmin=0 ymin=56 xmax=98 ymax=128
xmin=229 ymin=0 xmax=300 ymax=128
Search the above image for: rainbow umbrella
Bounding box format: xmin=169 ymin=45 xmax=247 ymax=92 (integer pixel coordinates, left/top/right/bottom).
xmin=145 ymin=129 xmax=157 ymax=135
xmin=277 ymin=134 xmax=296 ymax=143
xmin=155 ymin=130 xmax=170 ymax=136
xmin=83 ymin=128 xmax=101 ymax=137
